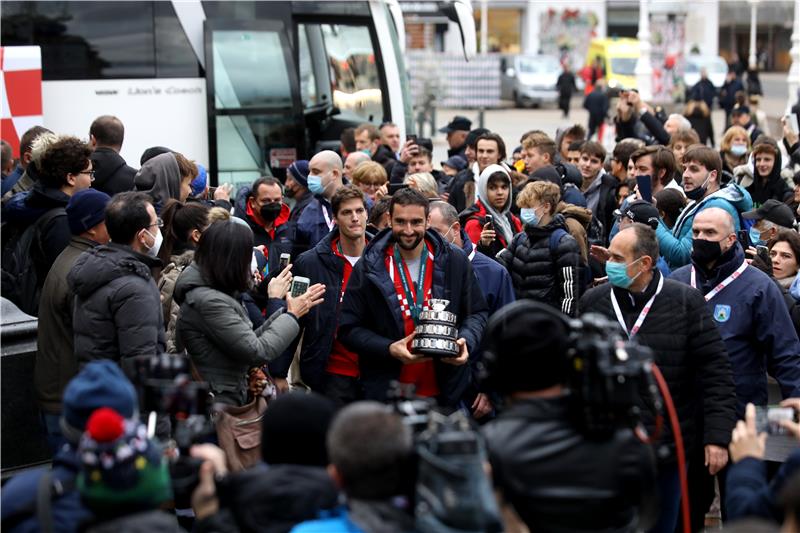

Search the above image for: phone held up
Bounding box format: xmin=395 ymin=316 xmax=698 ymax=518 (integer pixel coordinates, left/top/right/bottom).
xmin=290 ymin=276 xmax=310 ymax=298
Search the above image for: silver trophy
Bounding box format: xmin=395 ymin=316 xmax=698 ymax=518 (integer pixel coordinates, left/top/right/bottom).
xmin=411 ymin=299 xmax=459 ymax=357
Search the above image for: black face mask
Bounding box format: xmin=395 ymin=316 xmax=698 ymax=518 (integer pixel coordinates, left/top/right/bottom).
xmin=260 ymin=202 xmax=282 ymax=223
xmin=691 ymin=238 xmax=723 ymax=266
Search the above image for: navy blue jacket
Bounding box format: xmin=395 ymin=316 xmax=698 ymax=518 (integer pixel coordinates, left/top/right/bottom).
xmin=1 ymin=447 xmax=91 ymax=533
xmin=671 ymin=244 xmax=800 ymax=411
xmin=295 ymin=196 xmax=334 ymax=253
xmin=286 ymin=228 xmax=358 ymax=390
xmin=338 ymin=229 xmax=488 ymax=406
xmin=458 ymin=232 xmax=515 ymax=315
xmin=726 ymin=450 xmax=800 ymax=523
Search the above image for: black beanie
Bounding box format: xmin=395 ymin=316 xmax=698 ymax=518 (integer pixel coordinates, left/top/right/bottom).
xmin=261 ymin=392 xmax=336 ymax=467
xmin=529 ymin=165 xmax=563 ymax=187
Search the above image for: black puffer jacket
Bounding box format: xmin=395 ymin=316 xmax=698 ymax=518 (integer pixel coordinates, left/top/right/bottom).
xmin=496 ymin=215 xmax=581 ymax=316
xmin=68 ymin=243 xmax=165 ymax=366
xmin=484 ymin=396 xmax=657 ymax=533
xmin=579 ymin=270 xmax=737 ymax=464
xmin=90 ymin=147 xmax=136 ymax=196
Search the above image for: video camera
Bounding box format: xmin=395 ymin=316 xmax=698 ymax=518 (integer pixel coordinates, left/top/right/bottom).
xmin=566 ymin=312 xmax=660 ymax=440
xmin=131 ymin=353 xmax=216 ymax=508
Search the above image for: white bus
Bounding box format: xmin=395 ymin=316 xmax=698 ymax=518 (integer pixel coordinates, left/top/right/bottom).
xmin=2 ymin=0 xmax=475 ymax=187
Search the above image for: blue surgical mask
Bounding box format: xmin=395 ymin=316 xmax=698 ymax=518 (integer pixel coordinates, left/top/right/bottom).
xmin=749 ymin=226 xmax=765 ymax=246
xmin=730 ymin=144 xmax=748 ymax=157
xmin=606 ymin=257 xmax=643 ymax=289
xmin=307 ymin=174 xmax=325 ymax=195
xmin=520 ymin=207 xmax=539 ymax=226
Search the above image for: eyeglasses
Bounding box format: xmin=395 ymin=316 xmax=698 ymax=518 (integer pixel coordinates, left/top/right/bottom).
xmin=150 ymin=218 xmax=164 ymax=228
xmin=79 ymin=170 xmax=95 ymax=181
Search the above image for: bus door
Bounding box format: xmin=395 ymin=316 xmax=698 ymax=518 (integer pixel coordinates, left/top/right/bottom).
xmin=293 ymin=3 xmax=393 ymax=153
xmin=204 ymin=18 xmax=304 ymax=188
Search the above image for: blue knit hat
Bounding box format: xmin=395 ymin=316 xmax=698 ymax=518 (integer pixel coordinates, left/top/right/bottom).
xmin=61 ymin=360 xmax=138 ymax=443
xmin=66 ymin=189 xmax=111 ymax=236
xmin=288 ymin=160 xmax=309 ymax=188
xmin=190 ymin=163 xmax=207 ymax=197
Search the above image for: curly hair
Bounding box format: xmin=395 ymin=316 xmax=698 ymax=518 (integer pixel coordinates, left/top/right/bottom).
xmin=517 ymin=181 xmax=560 ymax=214
xmin=38 ymin=136 xmax=92 ymax=189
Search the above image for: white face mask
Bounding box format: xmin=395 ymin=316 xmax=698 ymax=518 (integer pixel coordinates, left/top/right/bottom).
xmin=143 ymin=228 xmax=163 ymax=257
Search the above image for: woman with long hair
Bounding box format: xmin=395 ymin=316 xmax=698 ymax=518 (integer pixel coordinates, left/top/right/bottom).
xmin=174 ymin=221 xmax=325 ymax=405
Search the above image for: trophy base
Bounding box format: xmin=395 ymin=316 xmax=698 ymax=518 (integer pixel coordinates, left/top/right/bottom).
xmin=411 ymin=337 xmax=459 ymax=358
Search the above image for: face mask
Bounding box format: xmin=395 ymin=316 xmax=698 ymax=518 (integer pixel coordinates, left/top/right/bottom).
xmin=606 ymin=257 xmax=643 ymax=289
xmin=143 ymin=228 xmax=163 ymax=258
xmin=684 ymin=172 xmax=712 ymax=201
xmin=307 ymin=174 xmax=325 ymax=195
xmin=691 ymin=238 xmax=724 ymax=265
xmin=749 ymin=226 xmax=765 ymax=246
xmin=730 ymin=144 xmax=748 ymax=157
xmin=520 ymin=207 xmax=539 ymax=226
xmin=260 ymin=202 xmax=282 ymax=223
xmin=443 ymin=223 xmax=457 ymax=244
xmin=361 ymin=149 xmax=372 ymax=156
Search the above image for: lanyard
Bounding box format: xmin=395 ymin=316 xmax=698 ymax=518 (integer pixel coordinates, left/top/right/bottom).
xmin=610 ymin=274 xmax=664 ymax=339
xmin=690 ymin=260 xmax=747 ymax=301
xmin=322 ymin=203 xmax=334 ymax=231
xmin=468 ymin=243 xmax=476 ymax=261
xmin=394 ymin=244 xmax=428 ymax=323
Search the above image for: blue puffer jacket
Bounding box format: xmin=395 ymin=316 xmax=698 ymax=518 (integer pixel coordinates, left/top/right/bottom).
xmin=1 ymin=447 xmax=91 ymax=533
xmin=671 ymin=244 xmax=800 ymax=412
xmin=657 ymin=183 xmax=753 ymax=270
xmin=338 ymin=228 xmax=488 ymax=406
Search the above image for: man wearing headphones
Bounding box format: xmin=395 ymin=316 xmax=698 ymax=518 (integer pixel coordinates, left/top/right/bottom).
xmin=481 ymin=300 xmax=657 ymax=532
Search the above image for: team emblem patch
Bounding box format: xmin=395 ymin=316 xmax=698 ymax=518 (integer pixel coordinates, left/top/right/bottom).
xmin=713 ymin=304 xmax=731 ymax=323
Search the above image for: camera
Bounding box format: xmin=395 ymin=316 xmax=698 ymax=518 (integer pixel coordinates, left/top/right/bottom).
xmin=132 ymin=354 xmax=215 ymax=508
xmin=565 ymin=313 xmax=657 ymax=439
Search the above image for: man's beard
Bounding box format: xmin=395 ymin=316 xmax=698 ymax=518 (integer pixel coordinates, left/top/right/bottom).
xmin=393 ymin=230 xmax=424 ymax=251
xmin=284 ymin=186 xmax=296 ymax=199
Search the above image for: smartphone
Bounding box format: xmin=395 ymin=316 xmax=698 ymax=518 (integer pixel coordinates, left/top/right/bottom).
xmin=388 ymin=183 xmax=409 ymax=195
xmin=636 ymin=175 xmax=653 ymax=203
xmin=786 ymin=113 xmax=800 ymax=135
xmin=755 ymin=405 xmax=798 ymax=435
xmin=406 ymin=134 xmax=418 ymax=144
xmin=278 ymin=253 xmax=291 ymax=272
xmin=290 ymin=276 xmax=310 ymax=298
xmin=484 ymin=214 xmax=494 ymax=227
xmin=208 ymin=186 xmax=217 ymax=198
xmin=738 ymin=229 xmax=753 ymax=250
xmin=756 ymin=245 xmax=770 ymax=264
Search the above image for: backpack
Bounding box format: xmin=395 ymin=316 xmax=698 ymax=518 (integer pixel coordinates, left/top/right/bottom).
xmin=1 ymin=207 xmax=65 ymax=316
xmin=548 ymin=228 xmax=567 ymax=256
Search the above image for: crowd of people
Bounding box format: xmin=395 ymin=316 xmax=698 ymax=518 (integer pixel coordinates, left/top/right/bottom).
xmin=1 ymin=77 xmax=800 ymax=532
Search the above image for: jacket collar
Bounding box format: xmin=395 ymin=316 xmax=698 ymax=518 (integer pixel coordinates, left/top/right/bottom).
xmin=107 ymin=242 xmax=163 ymax=269
xmin=612 ymin=268 xmax=661 ymax=310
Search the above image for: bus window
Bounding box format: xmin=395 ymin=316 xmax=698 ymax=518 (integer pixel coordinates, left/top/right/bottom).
xmin=320 ymin=24 xmax=383 ymax=123
xmin=298 ymin=24 xmax=319 ymax=108
xmin=211 ymin=30 xmax=292 ymax=109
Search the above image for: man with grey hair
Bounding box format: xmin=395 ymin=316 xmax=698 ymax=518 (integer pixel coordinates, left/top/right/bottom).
xmin=670 ymin=207 xmax=800 ymax=529
xmin=297 ymin=150 xmax=346 ymax=249
xmin=664 ymin=113 xmax=692 ymax=136
xmin=428 ymin=200 xmax=514 ymax=419
xmin=291 ymin=402 xmax=415 ymax=533
xmin=581 ymin=221 xmax=737 ymax=533
xmin=343 ymin=151 xmax=371 ymax=181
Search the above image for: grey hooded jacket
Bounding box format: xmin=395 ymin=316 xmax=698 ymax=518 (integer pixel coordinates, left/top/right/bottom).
xmin=173 ymin=263 xmax=300 ymax=405
xmin=134 ymin=152 xmax=181 ymax=213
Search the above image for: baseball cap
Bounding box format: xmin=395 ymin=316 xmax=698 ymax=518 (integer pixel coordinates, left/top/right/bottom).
xmin=441 ymin=155 xmax=467 ymax=171
xmin=615 ymin=200 xmax=660 ymax=229
xmin=742 ymin=199 xmax=796 ymax=229
xmin=732 ymin=105 xmax=751 ymax=116
xmin=438 ymin=115 xmax=472 ymax=134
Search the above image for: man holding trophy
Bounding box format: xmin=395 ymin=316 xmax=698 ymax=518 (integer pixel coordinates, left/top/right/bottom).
xmin=339 ymin=188 xmax=488 ymax=407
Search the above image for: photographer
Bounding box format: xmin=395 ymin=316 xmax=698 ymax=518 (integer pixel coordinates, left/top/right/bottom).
xmin=481 ymin=300 xmax=657 ymax=532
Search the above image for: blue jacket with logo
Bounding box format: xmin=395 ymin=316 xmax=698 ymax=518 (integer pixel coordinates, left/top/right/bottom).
xmin=671 ymin=244 xmax=800 ymax=412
